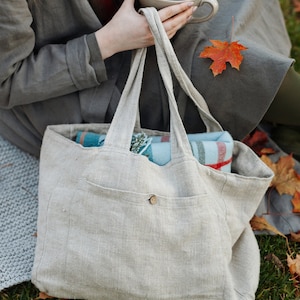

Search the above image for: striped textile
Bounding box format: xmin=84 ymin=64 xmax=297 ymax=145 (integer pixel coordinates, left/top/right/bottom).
xmin=76 ymin=131 xmax=234 ymax=172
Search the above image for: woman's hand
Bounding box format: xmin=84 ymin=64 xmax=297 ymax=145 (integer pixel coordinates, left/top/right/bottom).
xmin=95 ymin=0 xmax=195 ymax=59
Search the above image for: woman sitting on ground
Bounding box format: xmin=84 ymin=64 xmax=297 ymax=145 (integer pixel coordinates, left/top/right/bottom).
xmin=0 ymin=0 xmax=299 ymax=157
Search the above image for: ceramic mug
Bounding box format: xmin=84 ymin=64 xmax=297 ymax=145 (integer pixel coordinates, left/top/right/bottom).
xmin=139 ymin=0 xmax=219 ymax=23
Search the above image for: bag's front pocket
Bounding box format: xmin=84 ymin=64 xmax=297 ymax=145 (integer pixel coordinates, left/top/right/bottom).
xmin=46 ymin=179 xmax=231 ymax=299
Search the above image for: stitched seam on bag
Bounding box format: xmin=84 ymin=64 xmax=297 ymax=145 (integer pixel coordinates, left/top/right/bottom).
xmin=218 ymin=174 xmax=230 ymax=299
xmin=83 ymin=179 xmax=209 ymax=208
xmin=84 ymin=178 xmax=207 ymax=198
xmin=234 ymin=288 xmax=253 ymax=299
xmin=32 ymin=192 xmax=52 ymax=285
xmin=62 ymin=190 xmax=74 ymax=286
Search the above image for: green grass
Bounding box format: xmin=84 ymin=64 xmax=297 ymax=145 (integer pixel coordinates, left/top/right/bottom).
xmin=1 ymin=1 xmax=300 ymax=299
xmin=280 ymin=0 xmax=300 ymax=71
xmin=256 ymin=235 xmax=300 ymax=300
xmin=0 ymin=282 xmax=39 ymax=300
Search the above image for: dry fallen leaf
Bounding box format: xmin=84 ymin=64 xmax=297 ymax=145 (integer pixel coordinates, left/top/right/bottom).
xmin=36 ymin=292 xmax=67 ymax=300
xmin=264 ymin=253 xmax=285 ymax=272
xmin=242 ymin=130 xmax=275 ymax=156
xmin=292 ymin=191 xmax=300 ymax=213
xmin=293 ymin=0 xmax=300 ymax=12
xmin=261 ymin=154 xmax=300 ymax=195
xmin=287 ymin=253 xmax=300 ymax=296
xmin=250 ymin=215 xmax=286 ymax=238
xmin=287 ymin=253 xmax=300 ymax=277
xmin=290 ymin=231 xmax=300 ymax=243
xmin=199 ymin=39 xmax=248 ymax=76
xmin=37 ymin=292 xmax=55 ymax=299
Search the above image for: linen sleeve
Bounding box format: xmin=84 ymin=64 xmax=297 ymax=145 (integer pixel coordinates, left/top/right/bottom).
xmin=0 ymin=0 xmax=107 ymax=109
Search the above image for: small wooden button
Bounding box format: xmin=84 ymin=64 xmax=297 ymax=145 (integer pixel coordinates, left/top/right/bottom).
xmin=149 ymin=195 xmax=157 ymax=205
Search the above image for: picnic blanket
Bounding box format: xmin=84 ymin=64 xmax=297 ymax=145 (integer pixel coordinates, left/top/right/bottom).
xmin=0 ymin=131 xmax=300 ymax=290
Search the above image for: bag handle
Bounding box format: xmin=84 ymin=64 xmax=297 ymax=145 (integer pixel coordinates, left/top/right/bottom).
xmin=104 ymin=8 xmax=223 ymax=159
xmin=105 ymin=46 xmax=194 ymax=158
xmin=140 ymin=7 xmax=222 ymax=132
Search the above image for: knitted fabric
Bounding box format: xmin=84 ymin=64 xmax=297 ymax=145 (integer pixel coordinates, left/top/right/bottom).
xmin=0 ymin=135 xmax=39 ymax=290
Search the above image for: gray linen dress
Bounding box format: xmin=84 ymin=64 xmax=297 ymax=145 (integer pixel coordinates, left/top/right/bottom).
xmin=0 ymin=0 xmax=293 ymax=156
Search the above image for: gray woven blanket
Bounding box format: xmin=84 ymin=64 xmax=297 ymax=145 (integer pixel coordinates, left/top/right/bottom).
xmin=0 ymin=135 xmax=38 ymax=290
xmin=0 ymin=132 xmax=300 ymax=291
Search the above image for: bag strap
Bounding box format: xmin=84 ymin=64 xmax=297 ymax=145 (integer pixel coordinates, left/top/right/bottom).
xmin=104 ymin=48 xmax=148 ymax=151
xmin=104 ymin=7 xmax=224 ymax=160
xmin=140 ymin=7 xmax=223 ymax=133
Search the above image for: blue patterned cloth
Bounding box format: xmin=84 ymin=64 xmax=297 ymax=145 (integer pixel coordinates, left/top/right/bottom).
xmin=75 ymin=131 xmax=234 ymax=172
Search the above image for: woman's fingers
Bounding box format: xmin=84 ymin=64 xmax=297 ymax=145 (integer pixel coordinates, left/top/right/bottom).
xmin=96 ymin=1 xmax=196 ymax=59
xmin=158 ymin=2 xmax=195 ymax=22
xmin=158 ymin=2 xmax=196 ymax=37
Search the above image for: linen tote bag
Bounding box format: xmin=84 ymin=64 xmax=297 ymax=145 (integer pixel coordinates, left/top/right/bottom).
xmin=31 ymin=7 xmax=273 ymax=300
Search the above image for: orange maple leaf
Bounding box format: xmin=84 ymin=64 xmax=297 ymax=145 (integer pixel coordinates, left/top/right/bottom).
xmin=292 ymin=191 xmax=300 ymax=213
xmin=199 ymin=39 xmax=248 ymax=76
xmin=261 ymin=154 xmax=300 ymax=195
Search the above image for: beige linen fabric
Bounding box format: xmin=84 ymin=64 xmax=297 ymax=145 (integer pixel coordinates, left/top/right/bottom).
xmin=32 ymin=8 xmax=273 ymax=299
